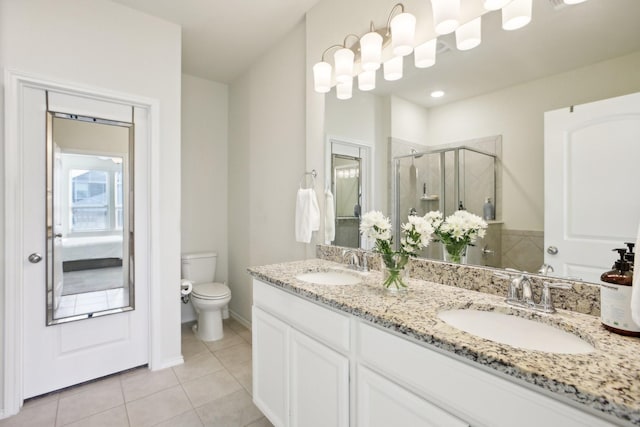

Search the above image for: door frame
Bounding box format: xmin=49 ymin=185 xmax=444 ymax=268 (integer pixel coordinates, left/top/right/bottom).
xmin=3 ymin=69 xmax=163 ymax=415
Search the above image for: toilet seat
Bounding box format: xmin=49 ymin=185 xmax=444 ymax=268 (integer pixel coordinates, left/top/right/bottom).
xmin=192 ymin=282 xmax=231 ymax=300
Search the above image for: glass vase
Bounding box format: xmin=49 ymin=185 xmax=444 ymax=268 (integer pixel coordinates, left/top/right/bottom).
xmin=380 ymin=254 xmax=409 ymax=292
xmin=442 ymin=243 xmax=468 ymax=264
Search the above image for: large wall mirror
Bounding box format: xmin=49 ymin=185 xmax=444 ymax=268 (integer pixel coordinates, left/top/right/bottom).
xmin=314 ymin=0 xmax=640 ymax=284
xmin=46 ymin=112 xmax=134 ymax=325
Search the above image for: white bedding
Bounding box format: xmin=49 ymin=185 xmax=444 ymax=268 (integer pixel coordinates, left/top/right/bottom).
xmin=62 ymin=235 xmax=123 ymax=261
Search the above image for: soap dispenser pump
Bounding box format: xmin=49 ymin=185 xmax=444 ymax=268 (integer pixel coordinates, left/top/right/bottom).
xmin=600 ymin=248 xmax=639 ymax=336
xmin=624 ymin=242 xmax=635 ymax=270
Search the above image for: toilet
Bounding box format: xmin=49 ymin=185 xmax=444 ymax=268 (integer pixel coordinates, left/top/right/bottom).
xmin=181 ymin=252 xmax=231 ymax=341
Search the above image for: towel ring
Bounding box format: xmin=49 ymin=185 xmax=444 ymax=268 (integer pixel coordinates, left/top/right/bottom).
xmin=299 ymin=169 xmax=317 ymax=189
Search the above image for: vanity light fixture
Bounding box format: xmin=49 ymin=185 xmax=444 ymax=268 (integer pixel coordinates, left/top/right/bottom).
xmin=336 ymin=78 xmax=353 ymax=100
xmin=563 ymin=0 xmax=588 ymax=4
xmin=313 ymin=0 xmax=534 ymax=98
xmin=360 ymin=30 xmax=383 ymax=71
xmin=312 ymin=3 xmax=416 ymax=96
xmin=390 ymin=8 xmax=417 ymax=56
xmin=384 ymin=56 xmax=404 ymax=81
xmin=455 ymin=17 xmax=482 ymax=51
xmin=334 ymin=37 xmax=357 ymax=84
xmin=358 ymin=70 xmax=377 ymax=91
xmin=431 ymin=0 xmax=461 ymax=35
xmin=431 ymin=90 xmax=445 ymax=98
xmin=414 ymin=39 xmax=437 ymax=68
xmin=502 ymin=0 xmax=533 ymax=31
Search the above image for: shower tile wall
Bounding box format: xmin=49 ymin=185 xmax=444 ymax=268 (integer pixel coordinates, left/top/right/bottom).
xmin=501 ymin=229 xmax=544 ymax=273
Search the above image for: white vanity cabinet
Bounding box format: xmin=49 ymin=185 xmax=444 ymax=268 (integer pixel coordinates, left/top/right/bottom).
xmin=252 ymin=279 xmax=618 ymax=427
xmin=252 ymin=280 xmax=350 ymax=427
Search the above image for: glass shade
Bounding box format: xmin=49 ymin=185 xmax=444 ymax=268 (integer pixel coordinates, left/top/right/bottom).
xmin=383 ymin=56 xmax=403 ymax=81
xmin=483 ymin=0 xmax=511 ymax=10
xmin=431 ymin=0 xmax=460 ymax=35
xmin=313 ymin=61 xmax=332 ymax=93
xmin=360 ymin=31 xmax=383 ymax=71
xmin=502 ymin=0 xmax=532 ymax=31
xmin=358 ymin=70 xmax=376 ymax=91
xmin=456 ymin=17 xmax=482 ymax=51
xmin=390 ymin=12 xmax=416 ymax=56
xmin=414 ymin=39 xmax=437 ymax=68
xmin=334 ymin=48 xmax=355 ymax=83
xmin=564 ymin=0 xmax=587 ymax=3
xmin=336 ymin=78 xmax=353 ymax=100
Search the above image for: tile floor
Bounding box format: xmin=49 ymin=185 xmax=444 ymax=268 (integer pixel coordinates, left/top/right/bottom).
xmin=0 ymin=318 xmax=272 ymax=427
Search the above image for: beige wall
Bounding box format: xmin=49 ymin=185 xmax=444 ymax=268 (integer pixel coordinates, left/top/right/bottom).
xmin=228 ymin=23 xmax=307 ymax=323
xmin=181 ymin=74 xmax=229 ymax=322
xmin=0 ymin=0 xmax=181 ymax=412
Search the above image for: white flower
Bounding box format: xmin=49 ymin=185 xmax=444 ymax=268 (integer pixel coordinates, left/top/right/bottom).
xmin=434 ymin=210 xmax=487 ymax=244
xmin=359 ymin=210 xmax=434 ymax=257
xmin=360 ymin=211 xmax=392 ymax=241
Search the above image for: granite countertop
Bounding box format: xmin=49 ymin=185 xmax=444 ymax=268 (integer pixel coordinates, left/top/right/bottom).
xmin=248 ymin=258 xmax=640 ymax=426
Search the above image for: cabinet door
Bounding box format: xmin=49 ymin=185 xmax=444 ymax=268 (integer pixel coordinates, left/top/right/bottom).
xmin=290 ymin=329 xmax=350 ymax=427
xmin=253 ymin=307 xmax=289 ymax=427
xmin=357 ymin=366 xmax=469 ymax=427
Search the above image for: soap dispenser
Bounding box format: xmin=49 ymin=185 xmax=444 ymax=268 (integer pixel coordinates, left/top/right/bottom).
xmin=600 ymin=248 xmax=639 ymax=336
xmin=483 ymin=197 xmax=495 ymax=221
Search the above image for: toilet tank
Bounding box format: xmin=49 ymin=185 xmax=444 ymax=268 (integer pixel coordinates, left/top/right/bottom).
xmin=181 ymin=252 xmax=218 ymax=284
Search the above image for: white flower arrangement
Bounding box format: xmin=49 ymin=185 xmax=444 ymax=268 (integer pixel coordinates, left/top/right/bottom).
xmin=360 ymin=211 xmax=434 ymax=289
xmin=425 ymin=210 xmax=488 ymax=263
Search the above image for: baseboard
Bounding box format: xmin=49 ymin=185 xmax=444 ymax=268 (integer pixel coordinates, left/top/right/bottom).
xmin=152 ymin=355 xmax=184 ymax=370
xmin=229 ymin=309 xmax=251 ymax=329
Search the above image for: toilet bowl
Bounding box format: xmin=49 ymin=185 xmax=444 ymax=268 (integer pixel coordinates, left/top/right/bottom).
xmin=190 ymin=282 xmax=231 ymax=341
xmin=181 ymin=252 xmax=232 ymax=341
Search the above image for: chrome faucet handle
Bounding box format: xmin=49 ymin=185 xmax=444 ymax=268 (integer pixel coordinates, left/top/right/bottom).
xmin=539 ymin=281 xmax=572 ymax=313
xmin=342 ymin=249 xmax=360 ymax=270
xmin=537 ymin=263 xmax=555 ymax=276
xmin=360 ymin=251 xmax=374 ymax=272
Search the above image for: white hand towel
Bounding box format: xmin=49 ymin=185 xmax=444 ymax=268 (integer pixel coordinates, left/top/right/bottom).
xmin=295 ymin=188 xmax=320 ymax=243
xmin=325 ymin=189 xmax=336 ymax=244
xmin=631 ymin=222 xmax=640 ymax=326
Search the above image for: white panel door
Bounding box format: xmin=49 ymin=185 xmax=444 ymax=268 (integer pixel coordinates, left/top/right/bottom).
xmin=22 ymin=87 xmax=149 ymax=398
xmin=289 ymin=329 xmax=349 ymax=427
xmin=544 ymin=92 xmax=640 ymax=283
xmin=252 ymin=307 xmax=289 ymax=427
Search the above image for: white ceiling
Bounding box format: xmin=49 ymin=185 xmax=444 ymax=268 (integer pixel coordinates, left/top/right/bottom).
xmin=376 ymin=0 xmax=640 ymax=107
xmin=110 ymin=0 xmax=640 ymax=104
xmin=111 ymin=0 xmax=321 ymax=83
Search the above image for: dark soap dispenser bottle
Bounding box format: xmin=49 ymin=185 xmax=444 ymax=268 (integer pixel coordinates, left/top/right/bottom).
xmin=600 ymin=248 xmax=639 ymax=336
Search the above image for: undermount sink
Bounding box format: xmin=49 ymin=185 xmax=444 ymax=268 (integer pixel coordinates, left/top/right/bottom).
xmin=438 ymin=309 xmax=595 ymax=354
xmin=295 ymin=270 xmax=362 ymax=286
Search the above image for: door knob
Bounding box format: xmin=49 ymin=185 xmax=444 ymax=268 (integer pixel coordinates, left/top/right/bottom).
xmin=547 ymin=246 xmax=559 ymax=255
xmin=28 ymin=253 xmax=43 ymax=263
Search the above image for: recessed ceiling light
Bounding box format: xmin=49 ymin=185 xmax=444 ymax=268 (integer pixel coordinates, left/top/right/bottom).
xmin=431 ymin=90 xmax=445 ymax=98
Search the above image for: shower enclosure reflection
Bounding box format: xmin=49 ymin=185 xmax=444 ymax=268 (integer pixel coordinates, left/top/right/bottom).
xmin=47 ymin=113 xmax=134 ymax=325
xmin=393 ymin=140 xmax=500 ymax=267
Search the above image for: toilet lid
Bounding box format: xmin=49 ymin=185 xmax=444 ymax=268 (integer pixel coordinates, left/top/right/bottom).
xmin=192 ymin=282 xmax=231 ymax=300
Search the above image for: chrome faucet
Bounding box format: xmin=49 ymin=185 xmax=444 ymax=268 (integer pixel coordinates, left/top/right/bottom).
xmin=342 ymin=249 xmax=371 ymax=272
xmin=495 ymin=269 xmax=572 ymax=313
xmin=342 ymin=249 xmax=360 ymax=270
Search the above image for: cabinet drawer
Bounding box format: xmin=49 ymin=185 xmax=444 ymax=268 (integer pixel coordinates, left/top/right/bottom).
xmin=253 ymin=279 xmax=350 ymax=353
xmin=357 ymin=322 xmax=615 ymax=427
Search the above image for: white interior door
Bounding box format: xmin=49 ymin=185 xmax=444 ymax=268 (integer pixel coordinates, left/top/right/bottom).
xmin=21 ymin=87 xmax=149 ymax=398
xmin=544 ymin=92 xmax=640 ymax=283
